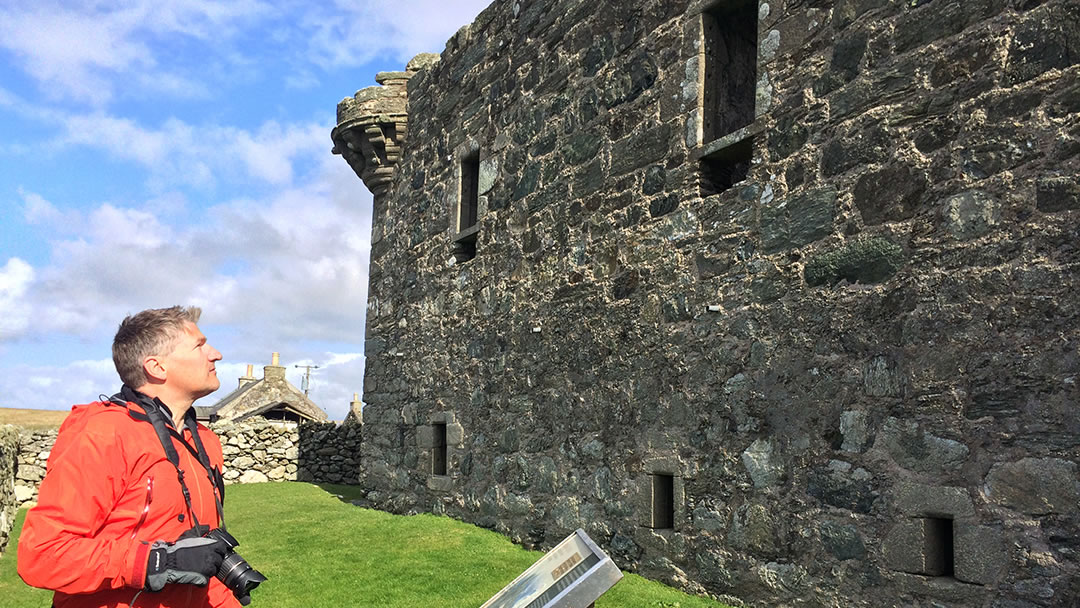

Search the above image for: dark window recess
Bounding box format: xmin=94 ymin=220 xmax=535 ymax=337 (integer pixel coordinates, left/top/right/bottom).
xmin=650 ymin=474 xmax=675 ymax=529
xmin=432 ymin=423 xmax=448 ymax=476
xmin=453 ymin=152 xmax=481 ymax=263
xmin=700 ymin=136 xmax=753 ymax=196
xmin=702 ymin=0 xmax=758 ymax=142
xmin=924 ymin=517 xmax=955 ymax=577
xmin=460 ymin=153 xmax=480 ymax=231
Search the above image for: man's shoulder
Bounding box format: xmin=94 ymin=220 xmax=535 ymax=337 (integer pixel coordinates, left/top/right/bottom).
xmin=57 ymin=400 xmax=145 ymax=438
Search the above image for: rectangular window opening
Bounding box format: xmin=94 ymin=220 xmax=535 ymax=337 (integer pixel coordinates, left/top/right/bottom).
xmin=650 ymin=474 xmax=675 ymax=530
xmin=924 ymin=517 xmax=955 ymax=577
xmin=459 ymin=152 xmax=480 ymax=232
xmin=700 ymin=136 xmax=753 ymax=196
xmin=702 ymin=0 xmax=759 ymax=143
xmin=432 ymin=423 xmax=448 ymax=476
xmin=453 ymin=151 xmax=481 ymax=263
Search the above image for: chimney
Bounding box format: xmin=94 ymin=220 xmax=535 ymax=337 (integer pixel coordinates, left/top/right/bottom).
xmin=238 ymin=364 xmax=256 ymax=388
xmin=350 ymin=392 xmax=363 ymax=424
xmin=264 ymin=352 xmax=286 ymax=381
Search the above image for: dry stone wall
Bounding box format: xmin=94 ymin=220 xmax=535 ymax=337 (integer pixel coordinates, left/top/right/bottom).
xmin=9 ymin=421 xmax=360 ymax=509
xmin=0 ymin=426 xmax=18 ymax=558
xmin=348 ymin=0 xmax=1079 ymax=607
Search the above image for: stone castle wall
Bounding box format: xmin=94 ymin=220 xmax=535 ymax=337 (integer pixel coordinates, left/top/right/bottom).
xmin=345 ymin=0 xmax=1079 ymax=606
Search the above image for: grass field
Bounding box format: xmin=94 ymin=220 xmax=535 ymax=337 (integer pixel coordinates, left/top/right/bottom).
xmin=1 ymin=482 xmax=732 ymax=608
xmin=0 ymin=407 xmax=69 ymax=430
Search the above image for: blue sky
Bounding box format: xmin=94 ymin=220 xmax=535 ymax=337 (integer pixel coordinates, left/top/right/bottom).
xmin=0 ymin=0 xmax=491 ymax=420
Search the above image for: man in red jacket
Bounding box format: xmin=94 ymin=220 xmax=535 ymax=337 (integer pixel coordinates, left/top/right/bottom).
xmin=19 ymin=306 xmax=244 ymax=608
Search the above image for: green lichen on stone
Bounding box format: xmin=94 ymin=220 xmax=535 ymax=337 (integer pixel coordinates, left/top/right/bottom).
xmin=804 ymin=237 xmax=904 ymax=287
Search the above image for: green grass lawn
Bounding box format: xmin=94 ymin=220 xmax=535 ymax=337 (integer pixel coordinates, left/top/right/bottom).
xmin=2 ymin=482 xmax=731 ymax=607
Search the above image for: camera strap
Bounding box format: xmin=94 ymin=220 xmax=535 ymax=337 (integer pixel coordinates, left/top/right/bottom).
xmin=109 ymin=386 xmax=227 ymax=532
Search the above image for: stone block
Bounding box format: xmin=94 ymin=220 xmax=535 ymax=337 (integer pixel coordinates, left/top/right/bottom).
xmin=761 ymin=186 xmax=837 ymax=253
xmin=807 ymin=461 xmax=877 ymax=514
xmin=876 ymin=417 xmax=969 ymax=473
xmin=804 ymin=237 xmax=904 ymax=287
xmin=941 ymin=190 xmax=1000 ymax=240
xmin=741 ymin=438 xmax=783 ymax=488
xmin=446 ymin=422 xmax=465 ymax=446
xmin=954 ymin=522 xmax=1006 ymax=585
xmin=415 ymin=425 xmax=435 ymax=449
xmin=478 ymin=157 xmax=498 ymax=195
xmin=238 ymin=470 xmax=268 ymax=484
xmin=1036 ymin=177 xmax=1080 ymax=213
xmin=839 ymin=410 xmax=870 ymax=452
xmin=819 ymin=520 xmax=866 ymax=561
xmin=985 ymin=458 xmax=1080 ymax=515
xmin=895 ymin=482 xmax=975 ymax=518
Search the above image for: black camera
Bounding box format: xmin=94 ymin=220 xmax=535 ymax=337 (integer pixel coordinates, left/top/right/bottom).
xmin=206 ymin=528 xmax=267 ymax=605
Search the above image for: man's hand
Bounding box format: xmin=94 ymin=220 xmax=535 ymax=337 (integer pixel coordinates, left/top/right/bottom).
xmin=144 ymin=536 xmax=228 ymax=591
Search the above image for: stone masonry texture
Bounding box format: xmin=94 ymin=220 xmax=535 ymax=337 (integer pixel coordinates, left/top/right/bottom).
xmin=339 ymin=0 xmax=1080 ymax=606
xmin=9 ymin=421 xmax=361 ymax=510
xmin=0 ymin=426 xmax=18 ymax=558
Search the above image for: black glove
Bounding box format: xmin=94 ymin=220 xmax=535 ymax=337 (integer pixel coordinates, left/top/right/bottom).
xmin=144 ymin=535 xmax=228 ymax=591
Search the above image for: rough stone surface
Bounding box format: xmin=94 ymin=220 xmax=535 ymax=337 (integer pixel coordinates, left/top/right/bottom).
xmin=337 ymin=1 xmax=1080 ymax=606
xmin=9 ymin=421 xmax=361 ymax=510
xmin=0 ymin=426 xmax=18 ymax=558
xmin=985 ymin=458 xmax=1080 ymax=515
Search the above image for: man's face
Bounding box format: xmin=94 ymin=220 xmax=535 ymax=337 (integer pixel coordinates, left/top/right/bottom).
xmin=161 ymin=321 xmax=222 ymax=400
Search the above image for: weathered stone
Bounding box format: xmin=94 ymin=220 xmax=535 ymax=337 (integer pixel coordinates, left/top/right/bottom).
xmin=741 ymin=438 xmax=783 ymax=488
xmin=761 ymin=187 xmax=837 ymax=253
xmin=864 ymin=355 xmax=903 ymax=397
xmin=877 ymin=417 xmax=969 ymax=473
xmin=804 ymin=237 xmax=904 ymax=287
xmin=730 ymin=503 xmax=780 ymax=555
xmin=895 ymin=482 xmax=975 ymax=518
xmin=955 ymin=522 xmax=1007 ymax=585
xmin=985 ymin=458 xmax=1080 ymax=515
xmin=941 ymin=190 xmax=1001 ymax=239
xmin=853 ymin=163 xmax=928 ymax=225
xmin=14 ymin=484 xmax=35 ymax=503
xmin=819 ymin=520 xmax=866 ymax=560
xmin=238 ymin=470 xmax=268 ymax=484
xmin=840 ymin=410 xmax=871 ymax=453
xmin=807 ymin=460 xmax=877 ymax=514
xmin=1036 ymin=177 xmax=1080 ymax=213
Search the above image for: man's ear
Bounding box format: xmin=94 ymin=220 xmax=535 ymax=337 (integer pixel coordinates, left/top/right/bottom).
xmin=143 ymin=356 xmax=168 ymax=384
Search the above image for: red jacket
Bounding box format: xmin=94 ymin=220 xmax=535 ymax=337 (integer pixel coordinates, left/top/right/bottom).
xmin=18 ymin=399 xmax=241 ymax=608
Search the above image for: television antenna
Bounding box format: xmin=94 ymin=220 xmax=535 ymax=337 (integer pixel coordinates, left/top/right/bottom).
xmin=294 ymin=364 xmax=320 ymax=396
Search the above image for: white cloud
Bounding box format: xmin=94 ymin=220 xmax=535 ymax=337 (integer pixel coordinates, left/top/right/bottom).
xmin=300 ymin=0 xmax=492 ymax=67
xmin=0 ymin=0 xmax=269 ymax=106
xmin=54 ymin=112 xmax=328 ymax=191
xmin=1 ymin=358 xmax=118 ymax=410
xmin=0 ymin=258 xmax=35 ymax=339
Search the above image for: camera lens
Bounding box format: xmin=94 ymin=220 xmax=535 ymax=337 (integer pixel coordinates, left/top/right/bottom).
xmin=206 ymin=528 xmax=267 ymax=606
xmin=217 ymin=553 xmax=268 ymax=606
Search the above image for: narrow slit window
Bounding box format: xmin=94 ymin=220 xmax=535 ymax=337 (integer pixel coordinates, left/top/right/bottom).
xmin=453 ymin=151 xmax=480 ymax=263
xmin=432 ymin=422 xmax=448 ymax=476
xmin=923 ymin=517 xmax=955 ymax=577
xmin=650 ymin=474 xmax=675 ymax=529
xmin=702 ymin=0 xmax=759 ymax=142
xmin=460 ymin=152 xmax=480 ymax=231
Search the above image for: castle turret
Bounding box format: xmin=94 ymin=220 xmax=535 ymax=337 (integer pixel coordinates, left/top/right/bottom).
xmin=330 ymin=53 xmax=440 ymax=200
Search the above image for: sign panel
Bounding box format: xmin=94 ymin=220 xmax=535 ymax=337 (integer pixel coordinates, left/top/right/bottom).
xmin=481 ymin=529 xmax=623 ymax=608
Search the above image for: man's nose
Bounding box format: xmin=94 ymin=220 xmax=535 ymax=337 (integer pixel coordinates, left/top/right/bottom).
xmin=209 ymin=347 xmax=223 ymax=361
